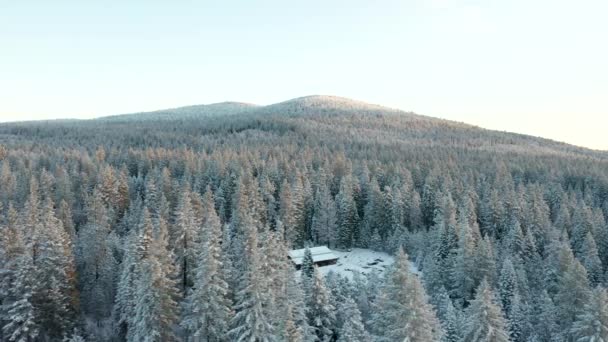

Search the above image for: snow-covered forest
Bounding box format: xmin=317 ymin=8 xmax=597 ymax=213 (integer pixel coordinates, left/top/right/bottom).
xmin=1 ymin=96 xmax=608 ymax=341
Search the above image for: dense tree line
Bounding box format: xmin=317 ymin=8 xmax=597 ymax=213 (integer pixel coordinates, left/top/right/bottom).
xmin=1 ymin=96 xmax=608 ymax=341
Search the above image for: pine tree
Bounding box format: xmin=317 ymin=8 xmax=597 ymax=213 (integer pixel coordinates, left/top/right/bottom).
xmin=361 ymin=178 xmax=385 ymax=247
xmin=475 ymin=235 xmax=498 ymax=288
xmin=229 ymin=212 xmax=275 ymax=342
xmin=284 ymin=309 xmax=304 ymax=342
xmin=34 ymin=197 xmax=78 ymax=338
xmin=131 ymin=208 xmax=180 ymax=341
xmin=554 ymin=246 xmax=592 ymax=339
xmin=307 ymin=267 xmax=336 ymax=342
xmin=172 ymin=186 xmax=200 ymax=294
xmin=114 ymin=230 xmax=138 ymax=340
xmin=499 ymin=258 xmax=518 ymax=318
xmin=450 ymin=213 xmax=477 ymax=306
xmin=1 ymin=230 xmax=40 ymax=342
xmin=280 ymin=179 xmax=305 ymax=248
xmin=311 ymin=184 xmax=337 ymax=247
xmin=571 ymin=287 xmax=608 ymax=342
xmin=372 ymin=248 xmax=443 ymax=342
xmin=77 ymin=188 xmax=117 ymax=320
xmin=301 ymin=247 xmax=315 ymax=279
xmin=285 ymin=270 xmax=313 ymax=341
xmin=462 ymin=279 xmax=510 ymax=342
xmin=337 ymin=297 xmax=369 ymax=342
xmin=441 ymin=300 xmax=461 ymax=342
xmin=531 ymin=290 xmax=559 ymax=342
xmin=182 ymin=190 xmax=232 ymax=342
xmin=509 ymin=292 xmax=531 ymax=342
xmin=336 ymin=176 xmax=358 ymax=249
xmin=580 ymin=232 xmax=603 ymax=286
xmin=0 ymin=204 xmax=21 ymax=309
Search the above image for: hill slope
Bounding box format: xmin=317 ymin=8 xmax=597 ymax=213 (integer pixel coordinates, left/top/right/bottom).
xmin=90 ymin=95 xmax=604 ymax=158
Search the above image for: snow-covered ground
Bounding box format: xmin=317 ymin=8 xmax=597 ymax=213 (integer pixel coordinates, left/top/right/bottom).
xmin=298 ymin=248 xmax=417 ymax=280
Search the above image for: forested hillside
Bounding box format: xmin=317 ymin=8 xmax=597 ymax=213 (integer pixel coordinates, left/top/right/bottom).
xmin=1 ymin=95 xmax=607 ymax=341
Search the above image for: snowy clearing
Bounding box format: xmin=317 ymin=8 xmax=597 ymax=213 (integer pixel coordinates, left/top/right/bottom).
xmin=295 ymin=248 xmax=419 ymax=280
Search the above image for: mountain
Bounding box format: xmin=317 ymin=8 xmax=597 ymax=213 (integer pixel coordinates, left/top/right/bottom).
xmin=1 ymin=95 xmax=607 ymax=341
xmin=3 ymin=95 xmax=606 ymax=161
xmin=106 ymin=95 xmax=608 ymax=160
xmin=99 ymin=101 xmax=258 ymax=121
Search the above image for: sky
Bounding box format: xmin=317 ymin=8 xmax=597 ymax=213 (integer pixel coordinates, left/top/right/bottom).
xmin=1 ymin=0 xmax=607 ymax=150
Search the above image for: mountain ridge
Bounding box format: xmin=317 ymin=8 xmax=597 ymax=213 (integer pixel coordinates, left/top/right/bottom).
xmin=93 ymin=95 xmax=605 ymax=155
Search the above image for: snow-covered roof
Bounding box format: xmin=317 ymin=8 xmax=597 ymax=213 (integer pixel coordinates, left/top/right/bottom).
xmin=288 ymin=246 xmax=338 ymax=265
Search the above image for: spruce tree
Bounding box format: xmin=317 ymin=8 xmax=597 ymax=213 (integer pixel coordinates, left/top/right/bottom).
xmin=172 ymin=187 xmax=200 ymax=294
xmin=554 ymin=247 xmax=592 ymax=339
xmin=571 ymin=287 xmax=608 ymax=341
xmin=229 ymin=212 xmax=275 ymax=342
xmin=372 ymin=248 xmax=443 ymax=342
xmin=462 ymin=279 xmax=510 ymax=342
xmin=311 ymin=184 xmax=337 ymax=247
xmin=580 ymin=232 xmax=603 ymax=286
xmin=1 ymin=232 xmax=40 ymax=342
xmin=307 ymin=267 xmax=336 ymax=342
xmin=336 ymin=176 xmax=358 ymax=249
xmin=131 ymin=208 xmax=180 ymax=341
xmin=337 ymin=297 xmax=369 ymax=342
xmin=301 ymin=247 xmax=315 ymax=279
xmin=77 ymin=187 xmax=117 ymax=320
xmin=182 ymin=190 xmax=232 ymax=342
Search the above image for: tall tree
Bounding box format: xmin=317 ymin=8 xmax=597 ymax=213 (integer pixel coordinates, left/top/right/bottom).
xmin=76 ymin=188 xmax=117 ymax=320
xmin=172 ymin=186 xmax=200 ymax=294
xmin=311 ymin=184 xmax=337 ymax=247
xmin=336 ymin=176 xmax=358 ymax=249
xmin=131 ymin=208 xmax=180 ymax=341
xmin=337 ymin=297 xmax=369 ymax=342
xmin=307 ymin=267 xmax=336 ymax=342
xmin=229 ymin=210 xmax=275 ymax=342
xmin=571 ymin=287 xmax=608 ymax=342
xmin=462 ymin=279 xmax=510 ymax=342
xmin=372 ymin=248 xmax=443 ymax=342
xmin=182 ymin=189 xmax=232 ymax=342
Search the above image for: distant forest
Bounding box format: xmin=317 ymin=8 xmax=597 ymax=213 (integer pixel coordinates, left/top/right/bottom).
xmin=1 ymin=96 xmax=608 ymax=341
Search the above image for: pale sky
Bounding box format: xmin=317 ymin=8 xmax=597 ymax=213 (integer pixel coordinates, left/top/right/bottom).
xmin=1 ymin=0 xmax=607 ymax=150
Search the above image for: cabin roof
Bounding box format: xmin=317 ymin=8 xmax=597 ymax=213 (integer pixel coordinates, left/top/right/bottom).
xmin=288 ymin=246 xmax=338 ymax=265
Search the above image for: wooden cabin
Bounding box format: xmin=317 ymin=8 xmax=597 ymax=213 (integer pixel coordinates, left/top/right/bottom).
xmin=288 ymin=246 xmax=338 ymax=270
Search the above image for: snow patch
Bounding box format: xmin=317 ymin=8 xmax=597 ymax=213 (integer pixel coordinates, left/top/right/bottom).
xmin=296 ymin=248 xmax=419 ymax=280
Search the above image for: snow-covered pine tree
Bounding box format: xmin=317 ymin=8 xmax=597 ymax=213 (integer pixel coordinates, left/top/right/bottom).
xmin=441 ymin=299 xmax=461 ymax=342
xmin=181 ymin=189 xmax=232 ymax=342
xmin=337 ymin=297 xmax=369 ymax=342
xmin=499 ymin=257 xmax=518 ymax=318
xmin=279 ymin=178 xmax=306 ymax=248
xmin=77 ymin=187 xmax=117 ymax=321
xmin=172 ymin=185 xmax=200 ymax=294
xmin=462 ymin=279 xmax=510 ymax=342
xmin=285 ymin=271 xmax=313 ymax=341
xmin=509 ymin=292 xmax=531 ymax=342
xmin=284 ymin=306 xmax=305 ymax=342
xmin=1 ymin=220 xmax=40 ymax=342
xmin=580 ymin=231 xmax=603 ymax=286
xmin=372 ymin=248 xmax=443 ymax=342
xmin=554 ymin=246 xmax=592 ymax=339
xmin=229 ymin=210 xmax=275 ymax=342
xmin=450 ymin=212 xmax=477 ymax=306
xmin=301 ymin=247 xmax=315 ymax=279
xmin=34 ymin=197 xmax=78 ymax=338
xmin=131 ymin=208 xmax=180 ymax=341
xmin=570 ymin=287 xmax=608 ymax=341
xmin=336 ymin=176 xmax=358 ymax=250
xmin=114 ymin=229 xmax=138 ymax=340
xmin=307 ymin=267 xmax=336 ymax=342
xmin=311 ymin=184 xmax=337 ymax=248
